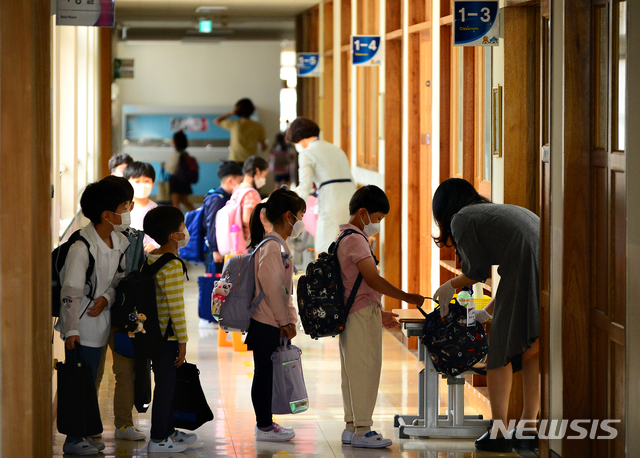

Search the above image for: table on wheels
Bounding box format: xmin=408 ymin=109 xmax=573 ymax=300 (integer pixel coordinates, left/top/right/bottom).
xmin=392 ymin=308 xmax=491 ymax=438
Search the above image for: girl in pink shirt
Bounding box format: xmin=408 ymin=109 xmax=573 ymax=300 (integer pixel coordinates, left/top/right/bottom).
xmin=244 ymin=188 xmax=306 ymax=442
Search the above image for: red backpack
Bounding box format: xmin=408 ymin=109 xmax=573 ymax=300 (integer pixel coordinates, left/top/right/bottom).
xmin=178 ymin=151 xmax=199 ymax=184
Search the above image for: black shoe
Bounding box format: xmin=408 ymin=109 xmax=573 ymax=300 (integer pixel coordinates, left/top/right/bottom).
xmin=475 ymin=430 xmax=514 ymax=453
xmin=510 ymin=428 xmax=539 ymax=450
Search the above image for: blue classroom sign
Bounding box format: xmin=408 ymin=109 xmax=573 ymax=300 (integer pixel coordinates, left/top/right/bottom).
xmin=352 ymin=36 xmax=383 ymax=66
xmin=297 ymin=53 xmax=320 ymax=77
xmin=453 ymin=1 xmax=500 ymax=46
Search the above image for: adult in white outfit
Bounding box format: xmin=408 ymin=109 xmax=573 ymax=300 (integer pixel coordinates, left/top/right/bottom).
xmin=287 ymin=117 xmax=356 ymax=253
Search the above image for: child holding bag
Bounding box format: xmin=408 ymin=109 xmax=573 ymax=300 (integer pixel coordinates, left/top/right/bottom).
xmin=244 ymin=188 xmax=306 ymax=442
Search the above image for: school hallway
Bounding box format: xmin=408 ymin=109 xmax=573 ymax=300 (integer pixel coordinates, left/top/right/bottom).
xmin=52 ymin=262 xmax=532 ymax=458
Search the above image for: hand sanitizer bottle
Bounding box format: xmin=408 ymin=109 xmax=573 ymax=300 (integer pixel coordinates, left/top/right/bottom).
xmin=458 ymin=286 xmax=476 ymax=326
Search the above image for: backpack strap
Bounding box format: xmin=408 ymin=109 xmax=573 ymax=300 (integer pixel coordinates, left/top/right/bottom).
xmin=72 ymin=233 xmax=97 ymax=321
xmin=142 ymin=253 xmax=189 ymax=281
xmin=332 ymin=229 xmax=379 ymax=313
xmin=250 ymin=235 xmax=289 ymax=310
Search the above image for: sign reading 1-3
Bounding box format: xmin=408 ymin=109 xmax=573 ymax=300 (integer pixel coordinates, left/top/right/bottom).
xmin=57 ymin=0 xmax=115 ymax=27
xmin=453 ymin=1 xmax=499 ymax=47
xmin=297 ymin=53 xmax=320 ymax=77
xmin=351 ymin=36 xmax=383 ymax=66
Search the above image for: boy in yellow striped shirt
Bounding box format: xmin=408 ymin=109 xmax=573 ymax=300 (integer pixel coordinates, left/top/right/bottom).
xmin=143 ymin=206 xmax=196 ymax=453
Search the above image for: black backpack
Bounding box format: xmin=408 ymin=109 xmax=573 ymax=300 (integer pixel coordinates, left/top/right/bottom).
xmin=112 ymin=253 xmax=188 ymax=359
xmin=419 ymin=298 xmax=489 ymax=377
xmin=297 ymin=229 xmax=377 ymax=339
xmin=52 ymin=230 xmax=95 ymax=318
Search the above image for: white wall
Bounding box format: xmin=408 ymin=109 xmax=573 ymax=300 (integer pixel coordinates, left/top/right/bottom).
xmin=115 ymin=41 xmax=283 ymax=149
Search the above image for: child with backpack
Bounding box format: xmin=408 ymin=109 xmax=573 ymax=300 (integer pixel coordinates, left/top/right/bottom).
xmin=142 ymin=206 xmax=197 ymax=453
xmin=165 ymin=130 xmax=196 ymax=212
xmin=203 ymin=160 xmax=243 ymax=273
xmin=244 ymin=188 xmax=306 ymax=441
xmin=216 ymin=156 xmax=268 ymax=255
xmin=56 ymin=180 xmax=131 ymax=455
xmin=336 ymin=185 xmax=424 ymax=448
xmin=124 ymin=161 xmax=159 ymax=253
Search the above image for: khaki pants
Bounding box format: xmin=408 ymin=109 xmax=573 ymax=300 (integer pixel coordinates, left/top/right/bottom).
xmin=96 ymin=327 xmax=136 ymax=429
xmin=339 ymin=302 xmax=382 ymax=429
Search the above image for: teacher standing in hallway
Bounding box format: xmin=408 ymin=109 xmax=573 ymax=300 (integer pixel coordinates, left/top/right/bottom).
xmin=286 ymin=117 xmax=356 ymax=253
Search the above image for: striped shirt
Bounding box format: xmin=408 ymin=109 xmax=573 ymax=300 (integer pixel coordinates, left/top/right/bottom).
xmin=147 ymin=253 xmax=188 ymax=343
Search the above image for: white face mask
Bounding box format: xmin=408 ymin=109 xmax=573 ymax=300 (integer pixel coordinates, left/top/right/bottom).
xmin=111 ymin=210 xmax=131 ymax=232
xmin=132 ymin=182 xmax=153 ymax=199
xmin=289 ymin=214 xmax=305 ymax=239
xmin=176 ymin=228 xmax=190 ymax=249
xmin=254 ymin=176 xmax=266 ymax=189
xmin=361 ymin=211 xmax=380 ymax=237
xmin=295 ymin=143 xmax=305 ymax=153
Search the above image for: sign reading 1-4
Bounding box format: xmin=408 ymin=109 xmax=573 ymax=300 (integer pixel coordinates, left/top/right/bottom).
xmin=297 ymin=53 xmax=320 ymax=77
xmin=351 ymin=36 xmax=383 ymax=66
xmin=453 ymin=1 xmax=499 ymax=47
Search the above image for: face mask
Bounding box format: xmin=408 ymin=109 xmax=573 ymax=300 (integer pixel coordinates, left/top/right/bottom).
xmin=254 ymin=176 xmax=266 ymax=189
xmin=295 ymin=143 xmax=304 ymax=153
xmin=110 ymin=210 xmax=131 ymax=232
xmin=361 ymin=211 xmax=380 ymax=237
xmin=176 ymin=228 xmax=190 ymax=249
xmin=132 ymin=182 xmax=153 ymax=199
xmin=289 ymin=214 xmax=305 ymax=239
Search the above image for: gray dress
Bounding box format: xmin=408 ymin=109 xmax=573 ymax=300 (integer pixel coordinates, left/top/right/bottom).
xmin=451 ymin=203 xmax=540 ymax=370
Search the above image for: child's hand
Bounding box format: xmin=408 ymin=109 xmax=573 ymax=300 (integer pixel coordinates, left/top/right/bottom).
xmin=175 ymin=342 xmax=187 ymax=367
xmin=405 ymin=293 xmax=425 ymax=307
xmin=280 ymin=324 xmax=297 ymax=340
xmin=65 ymin=335 xmax=80 ymax=350
xmin=213 ymin=251 xmax=224 ymax=263
xmin=87 ymin=296 xmax=108 ymax=317
xmin=382 ymin=311 xmax=401 ymax=329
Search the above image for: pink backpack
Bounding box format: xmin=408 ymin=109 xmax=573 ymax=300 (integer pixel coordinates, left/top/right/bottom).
xmin=215 ymin=186 xmax=260 ymax=255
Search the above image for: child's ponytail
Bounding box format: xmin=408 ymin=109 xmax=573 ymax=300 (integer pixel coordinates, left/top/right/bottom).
xmin=248 ymin=202 xmax=268 ymax=248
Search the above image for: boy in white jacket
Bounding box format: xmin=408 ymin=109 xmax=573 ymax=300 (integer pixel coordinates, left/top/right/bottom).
xmin=57 ymin=179 xmax=131 ymax=455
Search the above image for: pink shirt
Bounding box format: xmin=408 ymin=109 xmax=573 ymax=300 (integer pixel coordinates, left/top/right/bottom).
xmin=252 ymin=232 xmax=298 ymax=328
xmin=336 ymin=224 xmax=382 ymax=315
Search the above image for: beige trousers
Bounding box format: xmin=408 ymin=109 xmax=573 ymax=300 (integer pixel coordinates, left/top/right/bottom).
xmin=339 ymin=302 xmax=382 ymax=429
xmin=95 ymin=327 xmax=136 ymax=429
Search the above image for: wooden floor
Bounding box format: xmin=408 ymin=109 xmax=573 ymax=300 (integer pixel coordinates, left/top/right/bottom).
xmin=53 ymin=262 xmax=528 ymax=458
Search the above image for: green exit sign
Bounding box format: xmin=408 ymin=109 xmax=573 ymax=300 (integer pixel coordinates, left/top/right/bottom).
xmin=199 ymin=20 xmax=212 ymax=33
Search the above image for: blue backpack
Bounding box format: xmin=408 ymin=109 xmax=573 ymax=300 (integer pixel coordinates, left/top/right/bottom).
xmin=179 ymin=190 xmax=224 ymax=263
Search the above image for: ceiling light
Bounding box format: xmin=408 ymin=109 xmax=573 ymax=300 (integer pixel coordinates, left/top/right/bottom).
xmin=195 ymin=6 xmax=228 ymax=14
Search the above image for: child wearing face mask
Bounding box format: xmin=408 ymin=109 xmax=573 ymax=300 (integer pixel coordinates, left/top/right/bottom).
xmin=142 ymin=206 xmax=196 ymax=453
xmin=230 ymin=155 xmax=269 ymax=246
xmin=123 ymin=161 xmax=159 ymax=253
xmin=56 ymin=179 xmax=131 ymax=455
xmin=245 ymin=188 xmax=306 ymax=442
xmin=336 ymin=185 xmax=425 ymax=449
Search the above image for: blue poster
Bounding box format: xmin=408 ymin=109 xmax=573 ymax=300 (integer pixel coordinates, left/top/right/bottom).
xmin=352 ymin=36 xmax=383 ymax=66
xmin=454 ymin=1 xmax=499 ymax=46
xmin=297 ymin=53 xmax=320 ymax=77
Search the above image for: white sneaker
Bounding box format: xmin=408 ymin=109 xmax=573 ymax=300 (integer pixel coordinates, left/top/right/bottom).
xmin=342 ymin=429 xmax=354 ymax=444
xmin=171 ymin=430 xmax=197 ymax=445
xmin=351 ymin=431 xmax=392 ymax=448
xmin=147 ymin=436 xmax=189 ymax=453
xmin=115 ymin=424 xmax=147 ymax=441
xmin=62 ymin=439 xmax=99 ymax=456
xmin=86 ymin=437 xmax=105 ymax=451
xmin=254 ymin=423 xmax=296 ymax=442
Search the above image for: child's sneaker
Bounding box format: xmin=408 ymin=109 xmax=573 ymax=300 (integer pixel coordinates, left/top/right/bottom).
xmin=86 ymin=437 xmax=105 ymax=451
xmin=171 ymin=430 xmax=197 ymax=445
xmin=115 ymin=424 xmax=147 ymax=441
xmin=341 ymin=429 xmax=354 ymax=444
xmin=254 ymin=423 xmax=295 ymax=442
xmin=351 ymin=431 xmax=392 ymax=448
xmin=62 ymin=438 xmax=99 ymax=456
xmin=147 ymin=436 xmax=189 ymax=453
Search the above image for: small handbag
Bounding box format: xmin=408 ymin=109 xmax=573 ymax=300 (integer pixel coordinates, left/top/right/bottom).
xmin=56 ymin=347 xmax=103 ymax=437
xmin=172 ymin=361 xmax=214 ymax=430
xmin=155 ymin=167 xmax=171 ymax=204
xmin=271 ymin=338 xmax=309 ymax=415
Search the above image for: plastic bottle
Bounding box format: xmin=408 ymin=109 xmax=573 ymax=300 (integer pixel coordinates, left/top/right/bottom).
xmin=458 ymin=286 xmax=476 ymax=327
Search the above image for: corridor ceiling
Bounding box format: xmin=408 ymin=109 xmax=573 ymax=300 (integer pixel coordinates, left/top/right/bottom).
xmin=115 ymin=0 xmax=318 ymax=42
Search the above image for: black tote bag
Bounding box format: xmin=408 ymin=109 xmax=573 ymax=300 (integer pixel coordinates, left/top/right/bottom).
xmin=172 ymin=361 xmax=214 ymax=430
xmin=56 ymin=347 xmax=103 ymax=437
